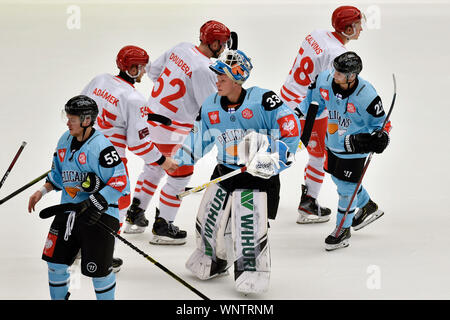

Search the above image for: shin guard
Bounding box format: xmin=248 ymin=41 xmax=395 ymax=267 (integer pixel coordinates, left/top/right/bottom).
xmin=232 ymin=189 xmax=270 ymax=294
xmin=185 ymin=184 xmax=232 ymax=280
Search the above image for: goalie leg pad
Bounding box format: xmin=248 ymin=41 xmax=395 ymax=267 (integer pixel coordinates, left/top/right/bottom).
xmin=185 ymin=184 xmax=232 ymax=280
xmin=231 ymin=189 xmax=270 ymax=294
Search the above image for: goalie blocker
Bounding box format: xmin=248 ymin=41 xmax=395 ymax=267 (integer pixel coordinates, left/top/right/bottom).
xmin=185 ymin=164 xmax=275 ymax=294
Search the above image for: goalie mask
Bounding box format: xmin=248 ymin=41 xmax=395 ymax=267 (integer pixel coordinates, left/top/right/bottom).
xmin=209 ymin=49 xmax=253 ymax=84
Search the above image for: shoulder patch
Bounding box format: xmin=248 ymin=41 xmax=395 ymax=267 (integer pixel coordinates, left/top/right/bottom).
xmin=366 ymin=96 xmax=385 ymax=118
xmin=262 ymin=91 xmax=284 ymax=111
xmin=99 ymin=146 xmax=122 ymax=168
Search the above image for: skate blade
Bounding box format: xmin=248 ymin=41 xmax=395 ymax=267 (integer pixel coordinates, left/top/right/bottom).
xmin=296 ymin=213 xmax=330 ymax=224
xmin=123 ymin=224 xmax=146 ymax=234
xmin=353 ymin=211 xmax=384 ymax=231
xmin=149 ymin=235 xmax=186 ymax=245
xmin=325 ymin=239 xmax=350 ymax=251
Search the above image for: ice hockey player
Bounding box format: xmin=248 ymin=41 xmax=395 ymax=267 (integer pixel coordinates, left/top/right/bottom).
xmin=174 ymin=49 xmax=300 ymax=294
xmin=127 ymin=20 xmax=233 ymax=245
xmin=80 ymin=45 xmax=178 ymax=271
xmin=299 ymin=52 xmax=390 ymax=251
xmin=28 ymin=95 xmax=130 ymax=299
xmin=280 ymin=5 xmax=364 ymax=224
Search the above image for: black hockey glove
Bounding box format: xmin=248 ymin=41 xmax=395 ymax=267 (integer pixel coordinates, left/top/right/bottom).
xmin=345 ymin=131 xmax=390 ymax=154
xmin=369 ymin=130 xmax=390 ymax=153
xmin=78 ymin=192 xmax=108 ymax=226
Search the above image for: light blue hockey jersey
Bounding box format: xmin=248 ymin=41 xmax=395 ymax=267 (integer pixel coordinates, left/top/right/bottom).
xmin=175 ymin=86 xmax=301 ymax=172
xmin=299 ymin=70 xmax=387 ymax=159
xmin=47 ymin=129 xmax=130 ymax=220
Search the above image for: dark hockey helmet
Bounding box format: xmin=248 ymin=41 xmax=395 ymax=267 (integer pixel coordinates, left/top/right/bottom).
xmin=332 ymin=6 xmax=362 ymax=33
xmin=116 ymin=45 xmax=149 ymax=72
xmin=333 ymin=51 xmax=363 ymax=76
xmin=200 ymin=20 xmax=231 ymax=45
xmin=65 ymin=95 xmax=98 ymax=127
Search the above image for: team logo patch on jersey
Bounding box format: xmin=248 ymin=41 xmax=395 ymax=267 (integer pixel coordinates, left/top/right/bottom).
xmin=58 ymin=149 xmax=66 ymax=162
xmin=78 ymin=152 xmax=87 ymax=165
xmin=107 ymin=175 xmax=127 ymax=193
xmin=277 ymin=114 xmax=299 ymax=137
xmin=226 ymin=144 xmax=238 ymax=157
xmin=208 ymin=111 xmax=220 ymax=124
xmin=320 ymin=88 xmax=329 ymax=101
xmin=43 ymin=231 xmax=58 ymax=257
xmin=65 ymin=186 xmax=81 ymax=199
xmin=347 ymin=103 xmax=356 ymax=113
xmin=139 ymin=127 xmax=149 ymax=139
xmin=241 ymin=108 xmax=253 ymax=119
xmin=328 ymin=123 xmax=338 ymax=134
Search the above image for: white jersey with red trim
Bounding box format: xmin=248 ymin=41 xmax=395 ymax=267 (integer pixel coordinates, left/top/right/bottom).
xmin=145 ymin=42 xmax=217 ymax=145
xmin=81 ymin=73 xmax=162 ymax=164
xmin=280 ymin=29 xmax=347 ymax=111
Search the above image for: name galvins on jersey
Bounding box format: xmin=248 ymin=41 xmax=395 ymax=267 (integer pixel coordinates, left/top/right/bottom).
xmin=146 ymin=42 xmax=218 ymax=145
xmin=300 ymin=70 xmax=387 ymax=159
xmin=47 ymin=130 xmax=130 ymax=220
xmin=280 ymin=29 xmax=347 ymax=110
xmin=81 ymin=73 xmax=163 ymax=164
xmin=175 ymin=87 xmax=301 ymax=171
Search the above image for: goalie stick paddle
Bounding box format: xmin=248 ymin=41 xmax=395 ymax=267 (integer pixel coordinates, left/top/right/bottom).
xmin=0 ymin=170 xmax=50 ymax=206
xmin=39 ymin=203 xmax=210 ymax=300
xmin=334 ymin=74 xmax=397 ymax=237
xmin=0 ymin=141 xmax=27 ymax=190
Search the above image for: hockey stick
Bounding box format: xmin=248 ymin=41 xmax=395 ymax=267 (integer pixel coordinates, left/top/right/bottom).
xmin=335 ymin=74 xmax=397 ymax=237
xmin=96 ymin=220 xmax=209 ymax=300
xmin=39 ymin=203 xmax=210 ymax=300
xmin=177 ymin=166 xmax=247 ymax=199
xmin=0 ymin=141 xmax=27 ymax=190
xmin=147 ymin=113 xmax=172 ymax=126
xmin=0 ymin=170 xmax=50 ymax=206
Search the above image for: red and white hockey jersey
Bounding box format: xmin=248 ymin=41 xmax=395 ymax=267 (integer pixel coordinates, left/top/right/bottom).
xmin=280 ymin=29 xmax=347 ymax=111
xmin=145 ymin=42 xmax=217 ymax=144
xmin=81 ymin=73 xmax=163 ymax=164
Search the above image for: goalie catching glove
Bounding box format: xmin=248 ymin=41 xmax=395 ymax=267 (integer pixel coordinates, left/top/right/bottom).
xmin=237 ymin=131 xmax=294 ymax=179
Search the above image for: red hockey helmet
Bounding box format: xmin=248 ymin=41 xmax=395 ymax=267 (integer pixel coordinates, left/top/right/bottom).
xmin=116 ymin=45 xmax=149 ymax=71
xmin=199 ymin=20 xmax=231 ymax=45
xmin=332 ymin=6 xmax=362 ymax=33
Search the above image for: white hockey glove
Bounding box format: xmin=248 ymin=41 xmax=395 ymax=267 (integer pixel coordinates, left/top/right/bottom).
xmin=237 ymin=131 xmax=270 ymax=166
xmin=246 ymin=151 xmax=280 ymax=179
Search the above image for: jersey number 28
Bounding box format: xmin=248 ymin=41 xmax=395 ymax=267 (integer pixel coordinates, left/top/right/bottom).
xmin=289 ymin=48 xmax=314 ymax=87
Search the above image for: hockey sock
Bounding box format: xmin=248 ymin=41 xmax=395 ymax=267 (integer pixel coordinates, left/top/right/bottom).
xmin=303 ymin=155 xmax=325 ymax=199
xmin=93 ymin=272 xmax=116 ymax=300
xmin=356 ymin=185 xmax=370 ymax=208
xmin=47 ymin=262 xmax=70 ymax=300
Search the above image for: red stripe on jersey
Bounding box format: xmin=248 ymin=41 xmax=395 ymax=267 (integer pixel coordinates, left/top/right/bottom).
xmin=141 ymin=186 xmax=155 ymax=196
xmin=282 ymin=85 xmax=301 ymax=99
xmin=147 ymin=120 xmax=191 ymax=135
xmin=128 ymin=142 xmax=150 ymax=151
xmin=143 ymin=180 xmax=158 ymax=189
xmin=112 ymin=134 xmax=126 ymax=140
xmin=134 ymin=145 xmax=155 ymax=156
xmin=111 ymin=141 xmax=126 ymax=149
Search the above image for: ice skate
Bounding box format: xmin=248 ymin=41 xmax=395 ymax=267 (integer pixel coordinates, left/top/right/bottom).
xmin=123 ymin=198 xmax=149 ymax=234
xmin=149 ymin=208 xmax=187 ymax=245
xmin=112 ymin=257 xmax=123 ymax=273
xmin=297 ymin=185 xmax=331 ymax=224
xmin=352 ymin=199 xmax=384 ymax=231
xmin=325 ymin=226 xmax=351 ymax=251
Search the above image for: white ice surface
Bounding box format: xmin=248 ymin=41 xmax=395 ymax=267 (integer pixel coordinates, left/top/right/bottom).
xmin=0 ymin=0 xmax=449 ymax=300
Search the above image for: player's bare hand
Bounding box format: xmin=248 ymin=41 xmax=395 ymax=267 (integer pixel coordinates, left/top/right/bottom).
xmin=28 ymin=190 xmax=43 ymax=213
xmin=161 ymin=157 xmax=179 ymax=173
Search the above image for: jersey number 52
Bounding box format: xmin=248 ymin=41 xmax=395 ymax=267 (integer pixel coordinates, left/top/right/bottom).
xmin=151 ymin=67 xmax=186 ymax=113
